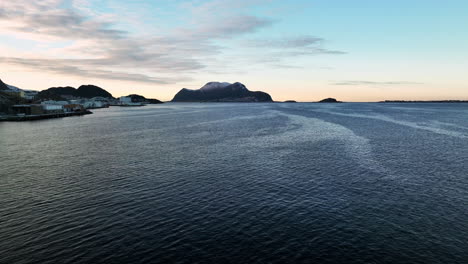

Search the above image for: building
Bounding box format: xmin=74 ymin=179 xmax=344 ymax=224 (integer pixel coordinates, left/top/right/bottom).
xmin=41 ymin=100 xmax=69 ymax=106
xmin=63 ymin=104 xmax=85 ymax=113
xmin=92 ymin=96 xmax=111 ymax=103
xmin=81 ymin=100 xmax=106 ymax=109
xmin=41 ymin=102 xmax=64 ymax=113
xmin=119 ymin=96 xmax=144 ymax=106
xmin=70 ymin=97 xmax=110 ymax=109
xmin=119 ymin=96 xmax=132 ymax=104
xmin=12 ymin=104 xmax=44 ymax=115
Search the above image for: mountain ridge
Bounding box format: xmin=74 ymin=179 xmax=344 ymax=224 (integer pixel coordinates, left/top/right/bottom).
xmin=37 ymin=85 xmax=113 ymax=100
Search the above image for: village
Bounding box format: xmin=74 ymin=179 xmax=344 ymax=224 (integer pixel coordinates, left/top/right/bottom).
xmin=0 ymin=87 xmax=152 ymax=121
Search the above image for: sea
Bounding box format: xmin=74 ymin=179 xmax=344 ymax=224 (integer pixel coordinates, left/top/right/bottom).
xmin=1 ymin=102 xmax=467 ymax=264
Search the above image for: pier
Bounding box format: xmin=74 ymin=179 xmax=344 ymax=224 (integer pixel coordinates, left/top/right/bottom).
xmin=0 ymin=111 xmax=92 ymax=122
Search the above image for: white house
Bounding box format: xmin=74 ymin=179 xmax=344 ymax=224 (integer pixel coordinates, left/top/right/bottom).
xmin=119 ymin=96 xmax=133 ymax=104
xmin=41 ymin=101 xmax=67 ymax=113
xmin=41 ymin=104 xmax=64 ymax=112
xmin=41 ymin=100 xmax=69 ymax=105
xmin=118 ymin=96 xmax=144 ymax=106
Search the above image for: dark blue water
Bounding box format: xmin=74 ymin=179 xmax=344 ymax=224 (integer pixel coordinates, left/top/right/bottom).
xmin=1 ymin=103 xmax=467 ymax=264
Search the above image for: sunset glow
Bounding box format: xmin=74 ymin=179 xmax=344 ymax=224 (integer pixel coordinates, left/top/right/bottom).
xmin=1 ymin=0 xmax=467 ymax=101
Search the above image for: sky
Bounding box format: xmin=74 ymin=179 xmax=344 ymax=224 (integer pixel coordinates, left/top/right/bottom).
xmin=0 ymin=0 xmax=467 ymax=102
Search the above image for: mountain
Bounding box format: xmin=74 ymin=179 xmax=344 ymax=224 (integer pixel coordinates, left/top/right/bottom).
xmin=6 ymin=84 xmax=22 ymax=92
xmin=36 ymin=86 xmax=75 ymax=101
xmin=0 ymin=92 xmax=14 ymax=113
xmin=77 ymin=85 xmax=113 ymax=98
xmin=0 ymin=79 xmax=38 ymax=93
xmin=42 ymin=86 xmax=76 ymax=96
xmin=37 ymin=85 xmax=113 ymax=100
xmin=0 ymin=79 xmax=9 ymax=91
xmin=126 ymin=94 xmax=163 ymax=104
xmin=36 ymin=90 xmax=67 ymax=101
xmin=0 ymin=80 xmax=27 ymax=112
xmin=172 ymin=82 xmax=273 ymax=102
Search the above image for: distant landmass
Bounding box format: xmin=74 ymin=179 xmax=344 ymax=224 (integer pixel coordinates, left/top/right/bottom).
xmin=382 ymin=100 xmax=468 ymax=103
xmin=319 ymin=98 xmax=341 ymax=103
xmin=38 ymin=85 xmax=113 ymax=100
xmin=172 ymin=82 xmax=273 ymax=102
xmin=126 ymin=94 xmax=163 ymax=104
xmin=1 ymin=78 xmax=167 ymax=106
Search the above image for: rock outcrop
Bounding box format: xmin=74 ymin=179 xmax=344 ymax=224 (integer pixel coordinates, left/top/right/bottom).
xmin=319 ymin=98 xmax=341 ymax=103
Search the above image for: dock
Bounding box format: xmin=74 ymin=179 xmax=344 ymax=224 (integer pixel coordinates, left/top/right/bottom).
xmin=0 ymin=111 xmax=92 ymax=122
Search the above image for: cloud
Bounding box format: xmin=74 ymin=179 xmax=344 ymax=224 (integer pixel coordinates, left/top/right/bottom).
xmin=272 ymin=49 xmax=347 ymax=57
xmin=0 ymin=0 xmax=343 ymax=86
xmin=244 ymin=35 xmax=346 ymax=56
xmin=196 ymin=15 xmax=275 ymax=39
xmin=0 ymin=1 xmax=124 ymax=41
xmin=0 ymin=57 xmax=190 ymax=84
xmin=333 ymin=81 xmax=423 ymax=86
xmin=181 ymin=0 xmax=272 ymax=16
xmin=246 ymin=36 xmax=324 ymax=48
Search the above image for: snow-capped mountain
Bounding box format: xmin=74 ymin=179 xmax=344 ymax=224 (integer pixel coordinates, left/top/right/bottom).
xmin=200 ymin=82 xmax=232 ymax=91
xmin=172 ymin=82 xmax=273 ymax=102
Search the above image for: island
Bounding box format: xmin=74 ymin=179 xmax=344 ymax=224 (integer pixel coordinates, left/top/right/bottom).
xmin=126 ymin=94 xmax=163 ymax=104
xmin=381 ymin=100 xmax=468 ymax=103
xmin=172 ymin=82 xmax=273 ymax=102
xmin=319 ymin=98 xmax=342 ymax=103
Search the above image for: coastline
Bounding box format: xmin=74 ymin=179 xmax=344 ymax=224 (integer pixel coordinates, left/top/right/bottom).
xmin=0 ymin=110 xmax=92 ymax=122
